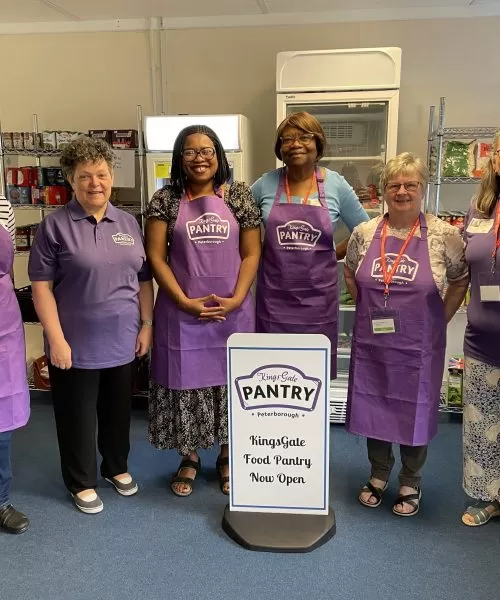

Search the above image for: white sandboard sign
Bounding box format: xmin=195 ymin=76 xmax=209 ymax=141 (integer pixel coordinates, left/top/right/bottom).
xmin=227 ymin=333 xmax=330 ymax=515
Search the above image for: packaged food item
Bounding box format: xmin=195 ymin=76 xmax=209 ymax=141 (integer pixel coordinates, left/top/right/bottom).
xmin=31 ymin=187 xmax=44 ymax=205
xmin=89 ymin=129 xmax=112 ymax=144
xmin=1 ymin=132 xmax=14 ymax=149
xmin=111 ymin=130 xmax=138 ymax=149
xmin=15 ymin=226 xmax=31 ymax=251
xmin=42 ymin=131 xmax=57 ymax=149
xmin=473 ymin=142 xmax=492 ymax=178
xmin=23 ymin=132 xmax=37 ymax=150
xmin=12 ymin=132 xmax=24 ymax=150
xmin=7 ymin=185 xmax=31 ymax=204
xmin=43 ymin=185 xmax=68 ymax=205
xmin=442 ymin=140 xmax=475 ymax=177
xmin=56 ymin=131 xmax=84 ymax=149
xmin=36 ymin=166 xmax=65 ymax=186
xmin=447 ymin=355 xmax=464 ymax=407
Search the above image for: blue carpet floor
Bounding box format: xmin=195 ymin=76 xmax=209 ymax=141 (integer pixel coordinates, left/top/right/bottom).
xmin=1 ymin=395 xmax=499 ymax=600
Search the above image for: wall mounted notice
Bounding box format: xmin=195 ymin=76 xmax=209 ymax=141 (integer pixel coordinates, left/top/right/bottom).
xmin=227 ymin=333 xmax=330 ymax=515
xmin=112 ymin=150 xmax=135 ymax=188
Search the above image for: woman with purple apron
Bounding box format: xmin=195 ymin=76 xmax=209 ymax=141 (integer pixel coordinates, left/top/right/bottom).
xmin=344 ymin=153 xmax=469 ymax=517
xmin=146 ymin=125 xmax=261 ymax=497
xmin=461 ymin=132 xmax=500 ymax=527
xmin=251 ymin=112 xmax=369 ymax=378
xmin=0 ymin=215 xmax=30 ymax=534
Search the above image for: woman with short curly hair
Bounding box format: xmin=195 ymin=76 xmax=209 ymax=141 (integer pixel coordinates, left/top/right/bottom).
xmin=28 ymin=136 xmax=154 ymax=514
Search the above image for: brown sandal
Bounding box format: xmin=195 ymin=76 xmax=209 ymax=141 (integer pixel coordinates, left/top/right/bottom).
xmin=216 ymin=455 xmax=230 ymax=495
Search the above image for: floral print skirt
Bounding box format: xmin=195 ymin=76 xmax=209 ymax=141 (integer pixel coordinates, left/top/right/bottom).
xmin=463 ymin=356 xmax=500 ymax=502
xmin=148 ymin=382 xmax=228 ymax=456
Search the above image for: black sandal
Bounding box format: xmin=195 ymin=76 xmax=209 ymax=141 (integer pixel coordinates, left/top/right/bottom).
xmin=392 ymin=487 xmax=422 ymax=517
xmin=170 ymin=457 xmax=201 ymax=497
xmin=358 ymin=480 xmax=388 ymax=508
xmin=216 ymin=455 xmax=230 ymax=496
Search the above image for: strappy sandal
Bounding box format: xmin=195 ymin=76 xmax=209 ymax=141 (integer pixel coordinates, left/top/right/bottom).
xmin=358 ymin=480 xmax=388 ymax=508
xmin=216 ymin=455 xmax=230 ymax=496
xmin=392 ymin=487 xmax=422 ymax=517
xmin=462 ymin=501 xmax=500 ymax=527
xmin=170 ymin=457 xmax=201 ymax=497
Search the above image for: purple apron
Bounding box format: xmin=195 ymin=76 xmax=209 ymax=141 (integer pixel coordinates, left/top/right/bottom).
xmin=346 ymin=213 xmax=446 ymax=446
xmin=151 ymin=188 xmax=255 ymax=390
xmin=255 ymin=167 xmax=338 ymax=378
xmin=0 ymin=225 xmax=30 ymax=432
xmin=464 ymin=198 xmax=500 ymax=366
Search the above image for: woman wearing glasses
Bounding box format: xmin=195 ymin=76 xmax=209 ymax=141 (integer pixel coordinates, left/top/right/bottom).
xmin=145 ymin=125 xmax=261 ymax=497
xmin=344 ymin=152 xmax=469 ymax=517
xmin=251 ymin=112 xmax=369 ymax=379
xmin=461 ymin=132 xmax=500 ymax=527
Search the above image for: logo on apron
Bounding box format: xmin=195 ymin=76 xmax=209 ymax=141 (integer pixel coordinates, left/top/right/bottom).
xmin=112 ymin=233 xmax=135 ymax=245
xmin=186 ymin=212 xmax=230 ymax=244
xmin=235 ymin=365 xmax=321 ymax=412
xmin=276 ymin=220 xmax=322 ymax=249
xmin=371 ymin=253 xmax=419 ymax=283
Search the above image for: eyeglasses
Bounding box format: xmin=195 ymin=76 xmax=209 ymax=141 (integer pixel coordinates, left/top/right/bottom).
xmin=280 ymin=133 xmax=315 ymax=147
xmin=181 ymin=147 xmax=216 ymax=161
xmin=385 ymin=181 xmax=421 ymax=193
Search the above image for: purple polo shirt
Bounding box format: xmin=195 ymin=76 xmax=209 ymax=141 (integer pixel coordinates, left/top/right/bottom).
xmin=463 ymin=200 xmax=500 ymax=367
xmin=28 ymin=198 xmax=151 ymax=369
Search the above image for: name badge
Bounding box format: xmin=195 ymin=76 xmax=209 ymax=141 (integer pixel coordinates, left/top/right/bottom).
xmin=479 ymin=272 xmax=500 ymax=302
xmin=369 ymin=308 xmax=400 ymax=335
xmin=466 ymin=218 xmax=494 ymax=234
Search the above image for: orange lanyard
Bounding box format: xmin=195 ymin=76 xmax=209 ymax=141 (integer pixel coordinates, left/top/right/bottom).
xmin=285 ymin=171 xmax=316 ymax=205
xmin=493 ymin=201 xmax=500 ymax=258
xmin=381 ymin=216 xmax=420 ymax=305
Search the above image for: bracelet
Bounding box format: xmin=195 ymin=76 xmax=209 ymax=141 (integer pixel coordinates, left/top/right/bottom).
xmin=141 ymin=319 xmax=153 ymax=327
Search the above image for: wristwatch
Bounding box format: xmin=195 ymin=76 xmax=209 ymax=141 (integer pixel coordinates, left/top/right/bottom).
xmin=141 ymin=319 xmax=153 ymax=327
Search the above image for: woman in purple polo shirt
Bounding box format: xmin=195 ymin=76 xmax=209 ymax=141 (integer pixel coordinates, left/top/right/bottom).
xmin=28 ymin=137 xmax=154 ymax=515
xmin=146 ymin=125 xmax=261 ymax=497
xmin=0 ymin=197 xmax=30 ymax=534
xmin=461 ymin=131 xmax=500 ymax=527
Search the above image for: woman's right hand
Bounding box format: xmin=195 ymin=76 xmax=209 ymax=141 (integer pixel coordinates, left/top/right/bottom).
xmin=179 ymin=296 xmax=226 ymax=321
xmin=49 ymin=338 xmax=72 ymax=370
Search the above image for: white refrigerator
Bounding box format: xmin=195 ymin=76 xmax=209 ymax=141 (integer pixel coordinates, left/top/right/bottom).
xmin=276 ymin=47 xmax=402 ymax=422
xmin=144 ymin=114 xmax=252 ymax=201
xmin=277 ymin=47 xmax=401 ymax=212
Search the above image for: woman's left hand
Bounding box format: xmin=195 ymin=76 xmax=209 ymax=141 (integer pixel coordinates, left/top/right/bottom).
xmin=199 ymin=294 xmax=241 ymax=321
xmin=135 ymin=326 xmax=153 ymax=357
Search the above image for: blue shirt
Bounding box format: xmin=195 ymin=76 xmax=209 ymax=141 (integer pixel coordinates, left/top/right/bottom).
xmin=251 ymin=168 xmax=369 ymax=245
xmin=29 ymin=199 xmax=151 ymax=369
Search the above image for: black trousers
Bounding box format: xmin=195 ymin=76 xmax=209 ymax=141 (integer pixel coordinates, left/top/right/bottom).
xmin=48 ymin=361 xmax=133 ymax=494
xmin=367 ymin=438 xmax=428 ymax=488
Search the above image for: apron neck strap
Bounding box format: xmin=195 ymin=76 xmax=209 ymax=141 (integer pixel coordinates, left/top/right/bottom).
xmin=375 ymin=212 xmax=427 ymax=240
xmin=275 ymin=166 xmax=326 ymax=207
